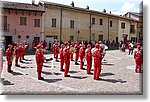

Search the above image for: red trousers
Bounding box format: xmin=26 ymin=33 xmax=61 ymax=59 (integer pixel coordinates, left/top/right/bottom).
xmin=80 ymin=56 xmax=84 ymax=69
xmin=70 ymin=53 xmax=73 ymax=61
xmin=15 ymin=56 xmax=20 ymax=65
xmin=60 ymin=58 xmax=64 ymax=71
xmin=64 ymin=60 xmax=70 ymax=76
xmin=94 ymin=62 xmax=102 ymax=79
xmin=135 ymin=59 xmax=143 ymax=73
xmin=7 ymin=58 xmax=12 ymax=72
xmin=37 ymin=65 xmax=43 ymax=79
xmin=75 ymin=53 xmax=79 ymax=63
xmin=55 ymin=53 xmax=58 ymax=60
xmin=87 ymin=58 xmax=92 ymax=73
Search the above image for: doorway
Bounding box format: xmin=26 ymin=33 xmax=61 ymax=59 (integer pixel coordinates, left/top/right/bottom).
xmin=5 ymin=36 xmax=12 ymax=50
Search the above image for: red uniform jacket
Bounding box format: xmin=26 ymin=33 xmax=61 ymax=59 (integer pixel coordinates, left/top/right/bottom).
xmin=15 ymin=46 xmax=21 ymax=58
xmin=86 ymin=49 xmax=92 ymax=61
xmin=79 ymin=47 xmax=85 ymax=57
xmin=93 ymin=48 xmax=103 ymax=63
xmin=59 ymin=48 xmax=64 ymax=59
xmin=134 ymin=50 xmax=143 ymax=63
xmin=63 ymin=47 xmax=70 ymax=61
xmin=55 ymin=45 xmax=59 ymax=54
xmin=75 ymin=44 xmax=80 ymax=54
xmin=36 ymin=49 xmax=44 ymax=66
xmin=6 ymin=48 xmax=13 ymax=64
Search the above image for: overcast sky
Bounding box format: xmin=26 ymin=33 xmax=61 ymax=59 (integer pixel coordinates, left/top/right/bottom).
xmin=1 ymin=0 xmax=142 ymax=15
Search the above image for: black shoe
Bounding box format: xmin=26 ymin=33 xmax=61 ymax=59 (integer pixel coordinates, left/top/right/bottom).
xmin=75 ymin=63 xmax=79 ymax=65
xmin=38 ymin=77 xmax=44 ymax=80
xmin=15 ymin=65 xmax=20 ymax=67
xmin=81 ymin=68 xmax=86 ymax=70
xmin=60 ymin=69 xmax=64 ymax=71
xmin=64 ymin=75 xmax=70 ymax=77
xmin=55 ymin=60 xmax=59 ymax=62
xmin=8 ymin=70 xmax=13 ymax=73
xmin=95 ymin=78 xmax=102 ymax=80
xmin=87 ymin=72 xmax=93 ymax=75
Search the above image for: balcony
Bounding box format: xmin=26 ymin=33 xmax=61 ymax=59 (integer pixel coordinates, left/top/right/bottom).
xmin=2 ymin=24 xmax=9 ymax=32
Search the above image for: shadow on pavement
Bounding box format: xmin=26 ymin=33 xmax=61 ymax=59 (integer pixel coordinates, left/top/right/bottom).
xmin=100 ymin=72 xmax=115 ymax=77
xmin=99 ymin=78 xmax=127 ymax=83
xmin=11 ymin=71 xmax=23 ymax=76
xmin=102 ymin=63 xmax=114 ymax=66
xmin=42 ymin=79 xmax=62 ymax=83
xmin=53 ymin=72 xmax=62 ymax=76
xmin=70 ymin=76 xmax=88 ymax=79
xmin=42 ymin=71 xmax=52 ymax=75
xmin=69 ymin=71 xmax=79 ymax=74
xmin=3 ymin=80 xmax=14 ymax=85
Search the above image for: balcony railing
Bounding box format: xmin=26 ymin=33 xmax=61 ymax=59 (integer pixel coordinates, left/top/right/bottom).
xmin=2 ymin=24 xmax=9 ymax=32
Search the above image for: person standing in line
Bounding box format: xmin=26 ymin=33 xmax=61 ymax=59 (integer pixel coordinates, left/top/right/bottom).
xmin=59 ymin=44 xmax=65 ymax=71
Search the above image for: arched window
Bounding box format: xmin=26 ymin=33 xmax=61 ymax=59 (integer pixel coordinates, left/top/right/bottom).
xmin=26 ymin=35 xmax=29 ymax=39
xmin=18 ymin=35 xmax=21 ymax=38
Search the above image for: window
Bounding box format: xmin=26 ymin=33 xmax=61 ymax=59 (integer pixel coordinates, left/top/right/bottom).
xmin=110 ymin=21 xmax=112 ymax=27
xmin=92 ymin=18 xmax=95 ymax=25
xmin=34 ymin=19 xmax=40 ymax=27
xmin=70 ymin=36 xmax=74 ymax=41
xmin=70 ymin=20 xmax=74 ymax=28
xmin=2 ymin=16 xmax=7 ymax=30
xmin=92 ymin=34 xmax=95 ymax=41
xmin=20 ymin=17 xmax=27 ymax=25
xmin=100 ymin=19 xmax=103 ymax=25
xmin=53 ymin=36 xmax=58 ymax=39
xmin=26 ymin=35 xmax=29 ymax=39
xmin=121 ymin=22 xmax=125 ymax=29
xmin=52 ymin=18 xmax=56 ymax=27
xmin=130 ymin=25 xmax=135 ymax=34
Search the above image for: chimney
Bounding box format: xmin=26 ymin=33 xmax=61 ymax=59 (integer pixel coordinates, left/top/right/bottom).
xmin=86 ymin=5 xmax=89 ymax=9
xmin=103 ymin=9 xmax=106 ymax=13
xmin=32 ymin=0 xmax=35 ymax=5
xmin=71 ymin=1 xmax=74 ymax=7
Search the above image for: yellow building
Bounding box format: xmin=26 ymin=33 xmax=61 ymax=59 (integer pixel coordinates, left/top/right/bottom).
xmin=42 ymin=1 xmax=139 ymax=44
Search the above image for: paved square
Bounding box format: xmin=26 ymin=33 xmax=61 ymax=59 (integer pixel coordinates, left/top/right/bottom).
xmin=1 ymin=50 xmax=142 ymax=95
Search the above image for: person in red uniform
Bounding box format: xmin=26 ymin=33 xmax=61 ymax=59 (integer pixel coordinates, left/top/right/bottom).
xmin=63 ymin=42 xmax=70 ymax=77
xmin=93 ymin=43 xmax=104 ymax=80
xmin=53 ymin=42 xmax=56 ymax=58
xmin=134 ymin=43 xmax=143 ymax=73
xmin=74 ymin=41 xmax=80 ymax=65
xmin=59 ymin=44 xmax=65 ymax=71
xmin=36 ymin=44 xmax=45 ymax=80
xmin=14 ymin=43 xmax=21 ymax=67
xmin=19 ymin=44 xmax=24 ymax=63
xmin=79 ymin=44 xmax=85 ymax=69
xmin=121 ymin=43 xmax=126 ymax=52
xmin=43 ymin=40 xmax=47 ymax=49
xmin=54 ymin=43 xmax=59 ymax=61
xmin=6 ymin=44 xmax=13 ymax=73
xmin=85 ymin=44 xmax=92 ymax=74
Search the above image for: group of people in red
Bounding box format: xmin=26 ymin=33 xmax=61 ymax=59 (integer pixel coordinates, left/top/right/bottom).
xmin=5 ymin=39 xmax=143 ymax=81
xmin=52 ymin=41 xmax=105 ymax=80
xmin=5 ymin=42 xmax=29 ymax=73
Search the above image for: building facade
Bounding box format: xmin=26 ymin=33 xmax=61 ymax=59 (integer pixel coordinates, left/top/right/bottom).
xmin=43 ymin=1 xmax=140 ymax=45
xmin=1 ymin=1 xmax=45 ymax=49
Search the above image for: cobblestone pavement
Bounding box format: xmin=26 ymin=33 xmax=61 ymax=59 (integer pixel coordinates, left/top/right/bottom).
xmin=1 ymin=50 xmax=143 ymax=95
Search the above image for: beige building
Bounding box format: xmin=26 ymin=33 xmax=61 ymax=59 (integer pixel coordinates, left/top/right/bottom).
xmin=42 ymin=1 xmax=140 ymax=44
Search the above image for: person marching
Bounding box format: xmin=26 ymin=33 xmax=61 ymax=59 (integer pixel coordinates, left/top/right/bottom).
xmin=35 ymin=44 xmax=46 ymax=80
xmin=54 ymin=43 xmax=59 ymax=61
xmin=79 ymin=44 xmax=85 ymax=69
xmin=74 ymin=41 xmax=80 ymax=65
xmin=121 ymin=43 xmax=126 ymax=52
xmin=14 ymin=42 xmax=21 ymax=67
xmin=5 ymin=44 xmax=13 ymax=73
xmin=85 ymin=44 xmax=92 ymax=74
xmin=93 ymin=43 xmax=104 ymax=80
xmin=53 ymin=42 xmax=56 ymax=58
xmin=69 ymin=44 xmax=74 ymax=61
xmin=134 ymin=43 xmax=143 ymax=73
xmin=63 ymin=42 xmax=70 ymax=77
xmin=59 ymin=44 xmax=65 ymax=71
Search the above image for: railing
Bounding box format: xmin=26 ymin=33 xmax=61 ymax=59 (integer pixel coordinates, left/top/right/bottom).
xmin=2 ymin=24 xmax=9 ymax=32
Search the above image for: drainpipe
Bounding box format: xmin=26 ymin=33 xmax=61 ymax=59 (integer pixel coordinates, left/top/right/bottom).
xmin=108 ymin=17 xmax=109 ymax=41
xmin=60 ymin=9 xmax=62 ymax=44
xmin=89 ymin=14 xmax=91 ymax=41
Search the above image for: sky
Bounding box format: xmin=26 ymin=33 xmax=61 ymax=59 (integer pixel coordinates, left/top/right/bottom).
xmin=1 ymin=0 xmax=142 ymax=15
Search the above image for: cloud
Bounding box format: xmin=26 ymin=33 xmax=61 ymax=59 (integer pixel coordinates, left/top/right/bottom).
xmin=121 ymin=1 xmax=139 ymax=13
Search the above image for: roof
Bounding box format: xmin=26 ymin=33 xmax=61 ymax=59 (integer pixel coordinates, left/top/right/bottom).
xmin=124 ymin=12 xmax=140 ymax=17
xmin=42 ymin=1 xmax=139 ymax=22
xmin=0 ymin=1 xmax=45 ymax=12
